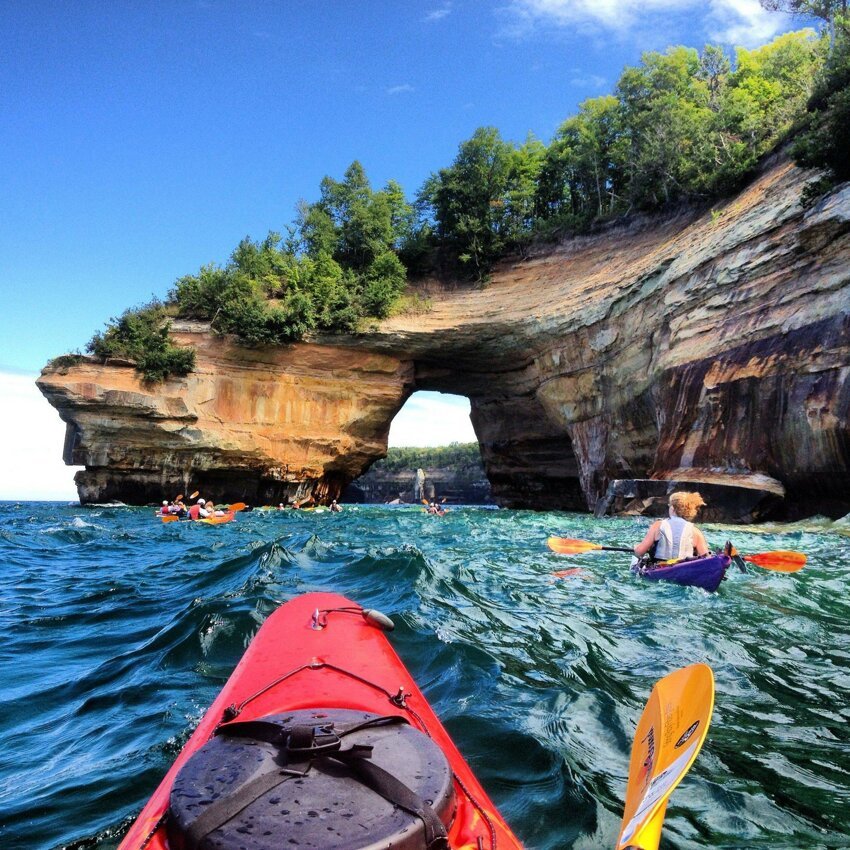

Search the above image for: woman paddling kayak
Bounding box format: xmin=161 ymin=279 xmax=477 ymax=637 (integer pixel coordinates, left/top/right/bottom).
xmin=633 ymin=491 xmax=710 ymax=561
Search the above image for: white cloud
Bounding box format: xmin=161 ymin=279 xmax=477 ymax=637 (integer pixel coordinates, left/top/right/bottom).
xmin=424 ymin=4 xmax=452 ymax=22
xmin=387 ymin=83 xmax=415 ymax=95
xmin=0 ymin=372 xmax=81 ymax=501
xmin=707 ymin=0 xmax=789 ymax=46
xmin=507 ymin=0 xmax=694 ymax=33
xmin=506 ymin=0 xmax=790 ymax=44
xmin=389 ymin=391 xmax=477 ymax=448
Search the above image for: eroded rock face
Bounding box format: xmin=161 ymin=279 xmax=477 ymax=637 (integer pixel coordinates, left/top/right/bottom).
xmin=38 ymin=158 xmax=850 ymax=518
xmin=38 ymin=339 xmax=415 ymax=505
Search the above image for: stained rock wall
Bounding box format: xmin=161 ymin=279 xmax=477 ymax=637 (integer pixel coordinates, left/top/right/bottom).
xmin=38 ymin=339 xmax=415 ymax=505
xmin=38 ymin=157 xmax=850 ymax=518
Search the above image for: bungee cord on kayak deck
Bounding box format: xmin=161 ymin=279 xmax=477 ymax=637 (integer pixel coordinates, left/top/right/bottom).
xmin=119 ymin=594 xmax=510 ymax=850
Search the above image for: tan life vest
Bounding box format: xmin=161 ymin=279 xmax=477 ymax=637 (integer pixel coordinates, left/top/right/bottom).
xmin=655 ymin=517 xmax=695 ymax=560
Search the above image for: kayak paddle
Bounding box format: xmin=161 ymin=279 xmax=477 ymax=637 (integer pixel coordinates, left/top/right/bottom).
xmin=226 ymin=502 xmax=247 ymax=512
xmin=173 ymin=490 xmax=199 ymax=502
xmin=738 ymin=550 xmax=806 ymax=572
xmin=547 ymin=537 xmax=633 ymax=555
xmin=617 ymin=663 xmax=714 ymax=850
xmin=548 ymin=537 xmax=806 ymax=572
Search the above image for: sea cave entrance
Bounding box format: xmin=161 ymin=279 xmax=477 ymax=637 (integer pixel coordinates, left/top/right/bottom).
xmin=345 ymin=391 xmax=491 ymax=505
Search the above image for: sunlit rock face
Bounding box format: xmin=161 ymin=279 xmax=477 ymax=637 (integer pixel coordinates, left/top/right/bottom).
xmin=37 ymin=338 xmax=415 ymax=506
xmin=38 ymin=157 xmax=850 ymax=519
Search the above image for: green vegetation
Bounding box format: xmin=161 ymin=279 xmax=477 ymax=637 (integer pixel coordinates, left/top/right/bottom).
xmin=421 ymin=31 xmax=827 ymax=277
xmin=87 ymin=301 xmax=195 ymax=382
xmin=371 ymin=443 xmax=483 ymax=473
xmin=792 ymin=33 xmax=850 ymax=193
xmin=46 ymin=353 xmax=85 ymax=370
xmin=89 ymin=27 xmax=845 ymax=379
xmin=87 ymin=164 xmax=415 ymax=378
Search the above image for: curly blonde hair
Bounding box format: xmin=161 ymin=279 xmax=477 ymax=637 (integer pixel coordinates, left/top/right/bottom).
xmin=668 ymin=491 xmax=706 ymax=521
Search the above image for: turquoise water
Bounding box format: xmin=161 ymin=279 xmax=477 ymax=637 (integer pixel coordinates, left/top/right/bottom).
xmin=1 ymin=502 xmax=848 ymax=850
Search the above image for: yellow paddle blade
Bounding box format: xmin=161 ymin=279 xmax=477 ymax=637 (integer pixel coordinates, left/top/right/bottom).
xmin=617 ymin=663 xmax=714 ymax=850
xmin=743 ymin=551 xmax=806 ymax=572
xmin=189 ymin=490 xmax=200 ymax=500
xmin=547 ymin=536 xmax=602 ymax=554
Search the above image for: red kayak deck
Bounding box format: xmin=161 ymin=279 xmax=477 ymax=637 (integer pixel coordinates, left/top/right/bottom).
xmin=118 ymin=592 xmax=524 ymax=850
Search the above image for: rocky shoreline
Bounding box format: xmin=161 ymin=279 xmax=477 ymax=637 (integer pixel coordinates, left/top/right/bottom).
xmin=344 ymin=465 xmax=492 ymax=505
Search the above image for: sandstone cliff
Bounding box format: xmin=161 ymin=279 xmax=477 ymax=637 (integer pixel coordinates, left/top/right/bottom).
xmin=38 ymin=157 xmax=850 ymax=518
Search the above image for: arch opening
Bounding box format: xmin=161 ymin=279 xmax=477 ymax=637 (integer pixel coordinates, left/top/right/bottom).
xmin=345 ymin=391 xmax=490 ymax=505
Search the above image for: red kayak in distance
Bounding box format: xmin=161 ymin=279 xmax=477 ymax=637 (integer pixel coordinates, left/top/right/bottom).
xmin=118 ymin=592 xmax=524 ymax=850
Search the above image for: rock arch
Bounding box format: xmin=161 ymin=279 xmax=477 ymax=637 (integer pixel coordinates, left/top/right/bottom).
xmin=38 ymin=159 xmax=850 ymax=518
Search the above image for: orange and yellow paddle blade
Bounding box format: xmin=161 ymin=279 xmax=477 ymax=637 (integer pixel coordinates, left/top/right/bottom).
xmin=617 ymin=663 xmax=714 ymax=850
xmin=227 ymin=502 xmax=247 ymax=513
xmin=743 ymin=551 xmax=806 ymax=572
xmin=547 ymin=536 xmax=602 ymax=555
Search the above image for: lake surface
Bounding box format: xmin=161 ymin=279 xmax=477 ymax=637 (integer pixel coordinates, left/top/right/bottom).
xmin=1 ymin=502 xmax=848 ymax=850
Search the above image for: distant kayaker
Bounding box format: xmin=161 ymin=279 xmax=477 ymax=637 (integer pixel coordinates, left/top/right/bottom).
xmin=425 ymin=501 xmax=446 ymax=517
xmin=207 ymin=501 xmax=226 ymax=517
xmin=329 ymin=500 xmax=342 ymax=512
xmin=159 ymin=500 xmax=170 ymax=516
xmin=188 ymin=498 xmax=209 ymax=520
xmin=633 ymin=491 xmax=709 ymax=561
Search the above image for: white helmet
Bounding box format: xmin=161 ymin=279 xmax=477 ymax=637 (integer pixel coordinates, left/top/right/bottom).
xmin=198 ymin=498 xmax=206 ymax=505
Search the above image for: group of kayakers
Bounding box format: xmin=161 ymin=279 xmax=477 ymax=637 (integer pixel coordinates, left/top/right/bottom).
xmin=274 ymin=499 xmax=344 ymax=512
xmin=159 ymin=490 xmax=699 ymax=538
xmin=158 ymin=496 xmax=226 ymax=520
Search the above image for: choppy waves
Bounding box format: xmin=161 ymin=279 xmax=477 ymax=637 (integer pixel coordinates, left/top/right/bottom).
xmin=0 ymin=502 xmax=848 ymax=849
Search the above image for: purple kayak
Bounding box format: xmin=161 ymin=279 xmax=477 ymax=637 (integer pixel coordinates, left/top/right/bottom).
xmin=637 ymin=554 xmax=731 ymax=593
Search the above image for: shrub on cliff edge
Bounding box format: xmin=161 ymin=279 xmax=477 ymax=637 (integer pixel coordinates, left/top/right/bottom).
xmin=792 ymin=28 xmax=850 ymax=190
xmin=86 ymin=301 xmax=195 ymax=382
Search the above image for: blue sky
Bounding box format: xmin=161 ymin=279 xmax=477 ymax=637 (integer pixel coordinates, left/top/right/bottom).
xmin=0 ymin=0 xmax=802 ymax=498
